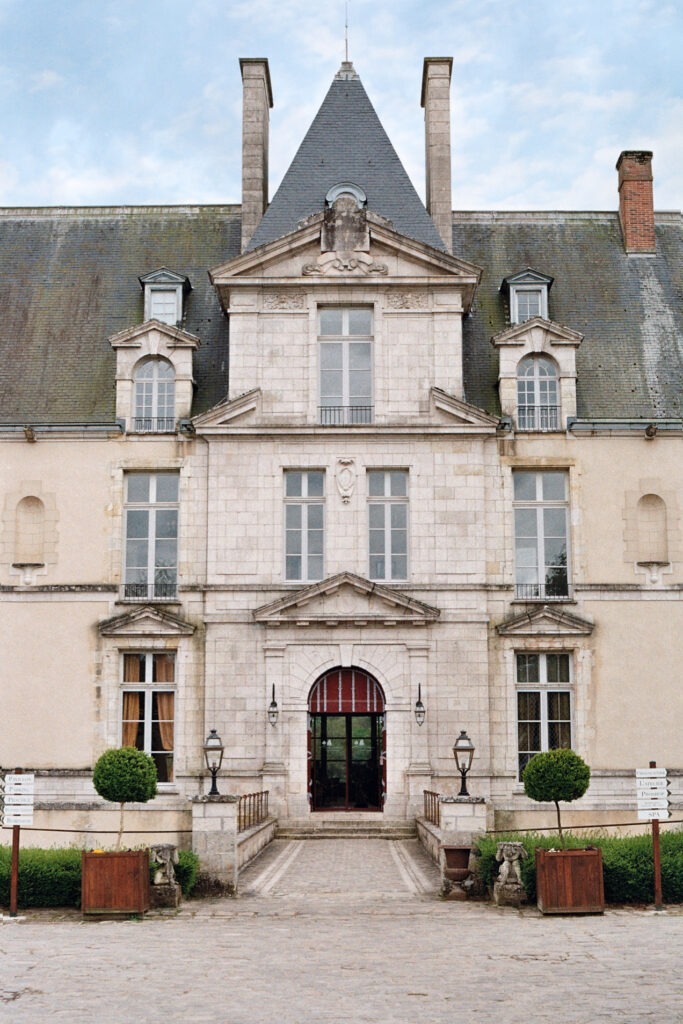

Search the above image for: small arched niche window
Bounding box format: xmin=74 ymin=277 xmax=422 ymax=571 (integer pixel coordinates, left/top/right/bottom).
xmin=133 ymin=358 xmax=176 ymax=433
xmin=517 ymin=355 xmax=560 ymax=431
xmin=637 ymin=493 xmax=668 ymax=564
xmin=14 ymin=496 xmax=46 ymax=566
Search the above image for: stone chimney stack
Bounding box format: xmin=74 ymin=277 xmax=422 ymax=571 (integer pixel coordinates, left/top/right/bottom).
xmin=421 ymin=57 xmax=453 ymax=253
xmin=617 ymin=150 xmax=655 ymax=254
xmin=240 ymin=58 xmax=273 ymax=252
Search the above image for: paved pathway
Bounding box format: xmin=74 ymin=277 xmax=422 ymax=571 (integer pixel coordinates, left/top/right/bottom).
xmin=1 ymin=838 xmax=682 ymax=1023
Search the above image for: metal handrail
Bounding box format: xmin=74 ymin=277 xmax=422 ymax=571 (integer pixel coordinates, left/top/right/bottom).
xmin=237 ymin=791 xmax=270 ymax=833
xmin=132 ymin=417 xmax=176 ymax=433
xmin=123 ymin=582 xmax=178 ymax=600
xmin=423 ymin=790 xmax=441 ymax=828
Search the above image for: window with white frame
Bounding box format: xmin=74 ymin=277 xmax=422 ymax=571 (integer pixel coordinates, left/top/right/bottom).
xmin=368 ymin=470 xmax=408 ymax=580
xmin=516 ymin=651 xmax=572 ymax=778
xmin=517 ymin=355 xmax=560 ymax=431
xmin=284 ymin=470 xmax=324 ymax=581
xmin=122 ymin=651 xmax=175 ymax=782
xmin=513 ymin=470 xmax=569 ymax=599
xmin=133 ymin=358 xmax=176 ymax=432
xmin=319 ymin=307 xmax=373 ymax=424
xmin=124 ymin=473 xmax=179 ymax=600
xmin=511 ymin=287 xmax=546 ymax=324
xmin=148 ymin=288 xmax=180 ymax=325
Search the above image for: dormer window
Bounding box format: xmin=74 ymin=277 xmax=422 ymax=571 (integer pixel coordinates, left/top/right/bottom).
xmin=502 ymin=269 xmax=553 ymax=325
xmin=139 ymin=268 xmax=191 ymax=327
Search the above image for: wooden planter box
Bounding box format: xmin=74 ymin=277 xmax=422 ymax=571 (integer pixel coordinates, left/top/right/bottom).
xmin=81 ymin=850 xmax=150 ymax=915
xmin=536 ymin=847 xmax=604 ymax=915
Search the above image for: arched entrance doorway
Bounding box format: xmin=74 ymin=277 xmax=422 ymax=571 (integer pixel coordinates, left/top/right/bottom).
xmin=308 ymin=668 xmax=386 ymax=812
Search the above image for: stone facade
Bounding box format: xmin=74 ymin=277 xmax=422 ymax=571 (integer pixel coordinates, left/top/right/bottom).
xmin=0 ymin=57 xmax=681 ymax=852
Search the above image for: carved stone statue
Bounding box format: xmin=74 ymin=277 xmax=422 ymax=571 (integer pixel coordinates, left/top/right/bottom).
xmin=493 ymin=841 xmax=528 ymax=907
xmin=150 ymin=844 xmax=182 ymax=908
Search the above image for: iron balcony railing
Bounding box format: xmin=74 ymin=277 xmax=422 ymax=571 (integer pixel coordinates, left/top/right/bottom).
xmin=237 ymin=791 xmax=270 ymax=833
xmin=132 ymin=417 xmax=176 ymax=433
xmin=123 ymin=581 xmax=178 ymax=601
xmin=319 ymin=405 xmax=373 ymax=425
xmin=423 ymin=790 xmax=441 ymax=828
xmin=517 ymin=405 xmax=561 ymax=431
xmin=515 ymin=580 xmax=569 ymax=600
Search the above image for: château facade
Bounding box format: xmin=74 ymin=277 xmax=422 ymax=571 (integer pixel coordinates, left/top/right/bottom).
xmin=1 ymin=57 xmax=681 ymax=845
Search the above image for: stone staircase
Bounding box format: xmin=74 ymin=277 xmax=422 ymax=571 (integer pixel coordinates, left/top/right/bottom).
xmin=276 ymin=814 xmax=417 ymax=840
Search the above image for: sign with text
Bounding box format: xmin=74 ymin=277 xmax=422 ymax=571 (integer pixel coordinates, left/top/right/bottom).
xmin=635 ymin=768 xmax=669 ymax=821
xmin=0 ymin=773 xmax=35 ymax=828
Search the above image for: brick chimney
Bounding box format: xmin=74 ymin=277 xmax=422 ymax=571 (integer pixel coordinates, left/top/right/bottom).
xmin=240 ymin=59 xmax=273 ymax=252
xmin=421 ymin=57 xmax=453 ymax=253
xmin=617 ymin=150 xmax=655 ymax=254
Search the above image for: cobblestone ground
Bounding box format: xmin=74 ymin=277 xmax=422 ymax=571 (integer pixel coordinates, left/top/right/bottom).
xmin=2 ymin=839 xmax=682 ymax=1024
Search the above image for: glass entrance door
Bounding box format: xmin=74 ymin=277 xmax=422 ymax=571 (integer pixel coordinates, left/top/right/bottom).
xmin=310 ymin=714 xmax=383 ymax=810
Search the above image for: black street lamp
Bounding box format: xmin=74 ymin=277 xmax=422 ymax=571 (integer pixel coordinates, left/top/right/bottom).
xmin=203 ymin=729 xmax=224 ymax=796
xmin=268 ymin=684 xmax=279 ymax=727
xmin=452 ymin=730 xmax=475 ymax=796
xmin=414 ymin=684 xmax=426 ymax=727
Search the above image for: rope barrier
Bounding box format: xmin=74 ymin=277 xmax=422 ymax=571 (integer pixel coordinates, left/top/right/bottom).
xmin=484 ymin=817 xmax=683 ymax=835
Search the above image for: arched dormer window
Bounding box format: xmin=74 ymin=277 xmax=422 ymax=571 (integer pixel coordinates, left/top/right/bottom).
xmin=133 ymin=358 xmax=176 ymax=433
xmin=517 ymin=355 xmax=560 ymax=431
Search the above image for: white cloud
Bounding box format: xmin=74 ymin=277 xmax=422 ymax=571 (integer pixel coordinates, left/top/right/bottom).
xmin=29 ymin=70 xmax=64 ymax=93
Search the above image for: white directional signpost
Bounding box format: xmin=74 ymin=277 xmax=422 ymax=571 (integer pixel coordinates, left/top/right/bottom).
xmin=636 ymin=764 xmax=669 ymax=911
xmin=0 ymin=772 xmax=35 ymax=917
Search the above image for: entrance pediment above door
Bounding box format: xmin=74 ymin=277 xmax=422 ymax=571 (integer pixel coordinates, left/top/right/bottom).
xmin=253 ymin=571 xmax=440 ymax=627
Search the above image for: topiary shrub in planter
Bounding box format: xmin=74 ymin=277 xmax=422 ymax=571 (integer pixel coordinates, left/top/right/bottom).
xmin=522 ymin=748 xmax=590 ymax=848
xmin=92 ymin=746 xmax=157 ymax=849
xmin=522 ymin=749 xmax=603 ymax=914
xmin=83 ymin=746 xmax=158 ymax=914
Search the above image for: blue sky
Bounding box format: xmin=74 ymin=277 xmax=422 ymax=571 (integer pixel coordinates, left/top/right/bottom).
xmin=0 ymin=0 xmax=680 ymax=210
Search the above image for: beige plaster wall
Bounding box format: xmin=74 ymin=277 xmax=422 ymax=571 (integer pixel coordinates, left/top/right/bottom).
xmin=2 ymin=598 xmax=109 ymax=767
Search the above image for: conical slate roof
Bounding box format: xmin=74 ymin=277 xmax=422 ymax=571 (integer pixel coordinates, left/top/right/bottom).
xmin=247 ymin=62 xmax=446 ymax=252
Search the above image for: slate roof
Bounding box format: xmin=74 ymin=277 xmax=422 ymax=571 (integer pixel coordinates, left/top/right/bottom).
xmin=0 ymin=206 xmax=239 ymax=423
xmin=247 ymin=62 xmax=446 ymax=253
xmin=456 ymin=211 xmax=683 ymax=420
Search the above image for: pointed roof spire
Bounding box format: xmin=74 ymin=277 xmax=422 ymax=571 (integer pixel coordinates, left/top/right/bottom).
xmin=247 ymin=66 xmax=446 ymax=252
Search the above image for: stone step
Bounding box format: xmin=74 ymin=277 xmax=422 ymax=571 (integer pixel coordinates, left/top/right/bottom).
xmin=276 ymin=818 xmax=417 ymax=840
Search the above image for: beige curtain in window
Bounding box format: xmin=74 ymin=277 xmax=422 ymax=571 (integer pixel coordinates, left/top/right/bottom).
xmin=155 ymin=692 xmax=174 ymax=753
xmin=122 ymin=691 xmax=140 ymax=747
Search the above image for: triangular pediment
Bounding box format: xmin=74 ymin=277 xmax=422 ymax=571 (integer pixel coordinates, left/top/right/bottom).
xmin=192 ymin=388 xmax=262 ymax=430
xmin=496 ymin=605 xmax=594 ymax=637
xmin=98 ymin=606 xmax=195 ymax=637
xmin=253 ymin=572 xmax=440 ymax=627
xmin=501 ymin=268 xmax=554 ymax=292
xmin=109 ymin=320 xmax=200 ymax=350
xmin=430 ymin=388 xmax=500 ymax=430
xmin=139 ymin=267 xmax=191 ymax=292
xmin=210 ymin=214 xmax=481 ymax=313
xmin=491 ymin=317 xmax=583 ymax=350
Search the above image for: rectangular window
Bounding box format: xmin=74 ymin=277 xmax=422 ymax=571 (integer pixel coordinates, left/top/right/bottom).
xmin=122 ymin=652 xmax=175 ymax=783
xmin=516 ymin=652 xmax=572 ymax=778
xmin=124 ymin=472 xmax=179 ymax=600
xmin=148 ymin=287 xmax=180 ymax=325
xmin=368 ymin=470 xmax=408 ymax=580
xmin=319 ymin=307 xmax=373 ymax=424
xmin=284 ymin=470 xmax=325 ymax=581
xmin=513 ymin=470 xmax=569 ymax=599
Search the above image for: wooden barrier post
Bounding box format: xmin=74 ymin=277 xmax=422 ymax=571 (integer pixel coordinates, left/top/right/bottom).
xmin=9 ymin=824 xmax=20 ymax=917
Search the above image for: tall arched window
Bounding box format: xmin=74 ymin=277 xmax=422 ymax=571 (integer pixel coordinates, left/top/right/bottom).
xmin=637 ymin=494 xmax=668 ymax=564
xmin=133 ymin=358 xmax=175 ymax=432
xmin=517 ymin=355 xmax=560 ymax=431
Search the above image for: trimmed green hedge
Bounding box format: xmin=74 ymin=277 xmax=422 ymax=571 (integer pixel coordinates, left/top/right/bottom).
xmin=0 ymin=846 xmax=82 ymax=908
xmin=0 ymin=847 xmax=200 ymax=908
xmin=474 ymin=831 xmax=683 ymax=904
